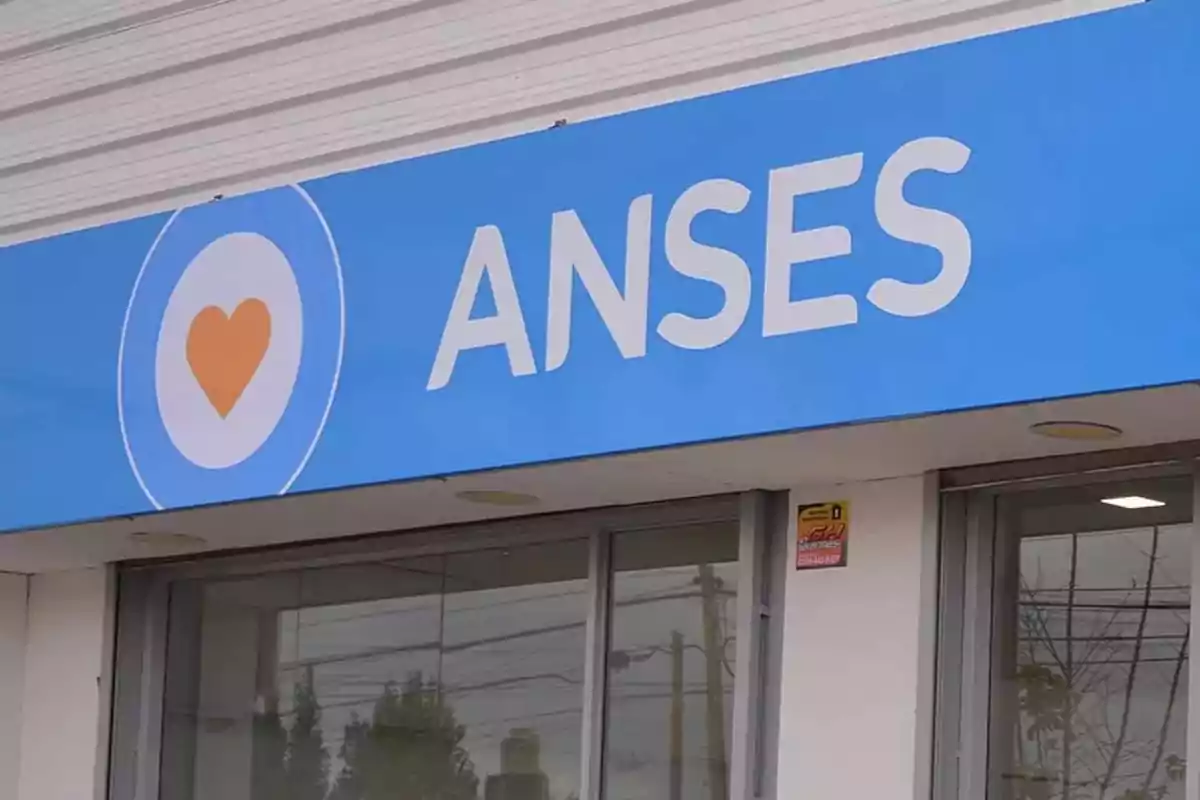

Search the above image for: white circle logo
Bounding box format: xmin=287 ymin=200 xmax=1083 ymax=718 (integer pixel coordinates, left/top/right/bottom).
xmin=118 ymin=186 xmax=343 ymax=510
xmin=155 ymin=233 xmax=303 ymax=469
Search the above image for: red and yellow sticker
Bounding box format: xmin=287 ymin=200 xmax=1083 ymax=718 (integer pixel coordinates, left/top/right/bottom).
xmin=796 ymin=501 xmax=849 ymax=570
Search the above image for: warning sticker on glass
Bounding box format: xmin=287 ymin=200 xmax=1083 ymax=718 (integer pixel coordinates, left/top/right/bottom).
xmin=796 ymin=501 xmax=850 ymax=570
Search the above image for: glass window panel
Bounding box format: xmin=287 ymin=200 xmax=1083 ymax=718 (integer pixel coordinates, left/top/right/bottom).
xmin=295 ymin=559 xmax=446 ymax=800
xmin=442 ymin=541 xmax=589 ymax=800
xmin=158 ymin=541 xmax=589 ymax=800
xmin=603 ymin=521 xmax=740 ymax=800
xmin=993 ymin=475 xmax=1192 ymax=800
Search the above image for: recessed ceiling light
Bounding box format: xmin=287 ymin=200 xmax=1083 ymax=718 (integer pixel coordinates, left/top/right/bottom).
xmin=455 ymin=490 xmax=540 ymax=507
xmin=1029 ymin=421 xmax=1123 ymax=441
xmin=1101 ymin=496 xmax=1166 ymax=510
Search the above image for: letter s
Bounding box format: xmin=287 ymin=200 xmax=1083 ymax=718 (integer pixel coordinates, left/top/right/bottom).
xmin=869 ymin=137 xmax=971 ymax=317
xmin=657 ymin=178 xmax=752 ymax=350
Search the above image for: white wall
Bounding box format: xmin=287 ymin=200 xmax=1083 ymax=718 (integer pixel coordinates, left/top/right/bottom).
xmin=776 ymin=475 xmax=938 ymax=800
xmin=15 ymin=568 xmax=114 ymax=800
xmin=0 ymin=0 xmax=1131 ymax=246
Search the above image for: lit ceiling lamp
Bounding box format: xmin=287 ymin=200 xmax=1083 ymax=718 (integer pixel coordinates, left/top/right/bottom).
xmin=1101 ymin=496 xmax=1166 ymax=509
xmin=1028 ymin=420 xmax=1123 ymax=441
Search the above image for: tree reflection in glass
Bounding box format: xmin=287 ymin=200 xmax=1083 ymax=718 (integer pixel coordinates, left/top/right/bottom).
xmin=996 ymin=481 xmax=1191 ymax=800
xmin=165 ymin=539 xmax=589 ymax=800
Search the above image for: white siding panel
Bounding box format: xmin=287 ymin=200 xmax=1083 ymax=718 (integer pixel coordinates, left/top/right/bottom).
xmin=0 ymin=0 xmax=702 ymax=168
xmin=0 ymin=0 xmax=427 ymax=112
xmin=0 ymin=0 xmax=205 ymax=55
xmin=0 ymin=0 xmax=1134 ymax=245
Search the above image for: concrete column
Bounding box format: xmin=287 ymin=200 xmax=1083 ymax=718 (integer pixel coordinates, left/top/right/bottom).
xmin=0 ymin=573 xmax=29 ymax=800
xmin=15 ymin=568 xmax=114 ymax=800
xmin=774 ymin=475 xmax=939 ymax=800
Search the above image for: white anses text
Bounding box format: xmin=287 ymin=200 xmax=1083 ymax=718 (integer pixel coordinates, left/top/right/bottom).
xmin=427 ymin=136 xmax=971 ymax=391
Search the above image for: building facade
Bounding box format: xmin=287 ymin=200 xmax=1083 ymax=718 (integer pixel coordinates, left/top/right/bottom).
xmin=1 ymin=1 xmax=1198 ymax=799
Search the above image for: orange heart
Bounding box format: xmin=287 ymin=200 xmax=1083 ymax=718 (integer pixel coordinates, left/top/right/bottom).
xmin=185 ymin=299 xmax=272 ymax=418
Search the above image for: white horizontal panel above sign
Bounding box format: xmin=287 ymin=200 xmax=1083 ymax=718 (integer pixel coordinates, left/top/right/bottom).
xmin=0 ymin=0 xmax=698 ymax=167
xmin=0 ymin=0 xmax=1130 ymax=244
xmin=0 ymin=0 xmax=185 ymax=56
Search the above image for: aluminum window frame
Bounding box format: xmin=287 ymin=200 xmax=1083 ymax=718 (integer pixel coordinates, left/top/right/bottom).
xmin=106 ymin=490 xmax=786 ymax=800
xmin=935 ymin=450 xmax=1200 ymax=800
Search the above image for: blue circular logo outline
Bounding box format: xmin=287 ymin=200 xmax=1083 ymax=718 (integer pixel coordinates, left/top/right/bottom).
xmin=117 ymin=185 xmax=345 ymax=510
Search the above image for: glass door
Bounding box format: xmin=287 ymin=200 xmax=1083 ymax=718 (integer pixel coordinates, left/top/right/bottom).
xmin=939 ymin=467 xmax=1199 ymax=800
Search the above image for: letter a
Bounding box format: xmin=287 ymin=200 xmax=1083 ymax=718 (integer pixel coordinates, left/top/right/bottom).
xmin=427 ymin=225 xmax=536 ymax=390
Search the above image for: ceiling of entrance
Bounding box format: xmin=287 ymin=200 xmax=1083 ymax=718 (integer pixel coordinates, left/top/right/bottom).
xmin=4 ymin=383 xmax=1200 ymax=573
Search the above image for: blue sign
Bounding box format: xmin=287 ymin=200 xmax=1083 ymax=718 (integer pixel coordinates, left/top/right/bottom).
xmin=1 ymin=0 xmax=1198 ymax=533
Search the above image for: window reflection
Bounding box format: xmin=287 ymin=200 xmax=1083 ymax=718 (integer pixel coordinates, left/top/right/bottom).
xmin=442 ymin=544 xmax=588 ymax=800
xmin=603 ymin=522 xmax=739 ymax=800
xmin=291 ymin=559 xmax=448 ymax=800
xmin=162 ymin=540 xmax=589 ymax=800
xmin=996 ymin=478 xmax=1191 ymax=800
